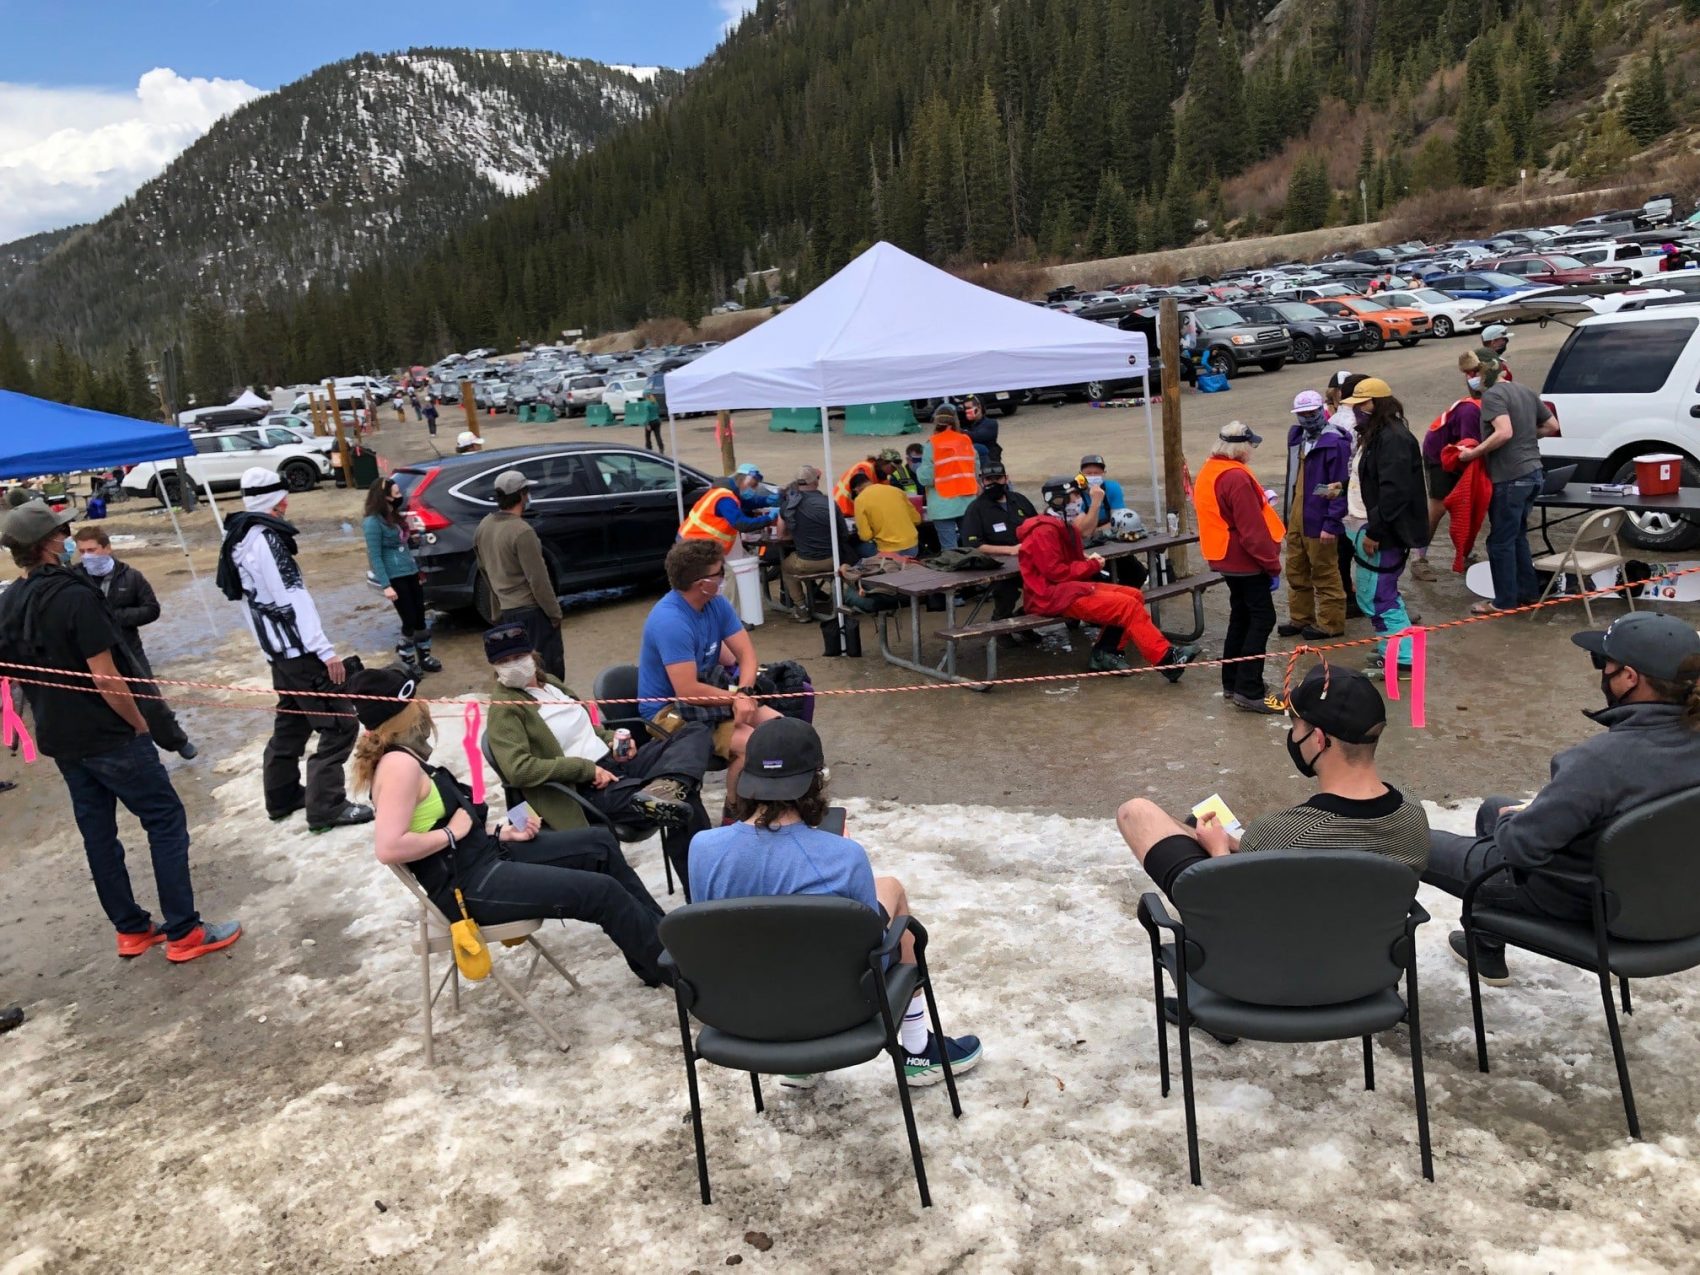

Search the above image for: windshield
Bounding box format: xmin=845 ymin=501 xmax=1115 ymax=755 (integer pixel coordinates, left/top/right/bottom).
xmin=1543 ymin=255 xmax=1587 ymax=269
xmin=1346 ymin=297 xmax=1389 ymax=311
xmin=1194 ymin=308 xmax=1242 ymax=329
xmin=1474 ymin=273 xmax=1528 ymax=288
xmin=1273 ymin=302 xmax=1326 ymax=321
xmin=1409 ymin=289 xmax=1454 ymax=304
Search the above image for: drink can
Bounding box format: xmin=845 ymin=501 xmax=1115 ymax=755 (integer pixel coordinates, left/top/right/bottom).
xmin=1166 ymin=511 xmax=1179 ymax=536
xmin=614 ymin=728 xmax=632 ymax=756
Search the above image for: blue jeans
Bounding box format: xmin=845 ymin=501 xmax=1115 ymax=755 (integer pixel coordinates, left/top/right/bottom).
xmin=934 ymin=517 xmax=961 ymax=551
xmin=56 ymin=733 xmax=199 ymax=940
xmin=1486 ymin=474 xmax=1541 ymax=609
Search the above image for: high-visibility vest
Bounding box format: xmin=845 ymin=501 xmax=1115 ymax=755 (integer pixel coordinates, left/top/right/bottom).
xmin=1193 ymin=456 xmax=1285 ymax=562
xmin=929 ymin=429 xmax=977 ymax=498
xmin=834 ymin=460 xmax=877 ymax=516
xmin=678 ymin=486 xmax=737 ymax=550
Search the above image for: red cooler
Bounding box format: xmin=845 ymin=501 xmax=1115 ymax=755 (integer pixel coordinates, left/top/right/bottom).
xmin=1635 ymin=454 xmax=1683 ymax=496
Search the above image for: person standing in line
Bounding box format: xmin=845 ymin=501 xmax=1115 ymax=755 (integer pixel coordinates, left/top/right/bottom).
xmin=423 ymin=397 xmax=440 ymax=437
xmin=0 ymin=502 xmax=241 ymax=962
xmin=1194 ymin=422 xmax=1286 ymax=714
xmin=216 ymin=467 xmax=373 ymax=832
xmin=1326 ymin=370 xmax=1367 ymax=619
xmin=408 ymin=389 xmax=423 ymax=421
xmin=1412 ymin=354 xmax=1486 ymax=582
xmin=1279 ymin=390 xmax=1352 ymax=640
xmin=473 ymin=470 xmax=565 ymax=680
xmin=363 ymin=477 xmax=440 ymax=676
xmin=1479 ymin=324 xmax=1513 ymax=380
xmin=1342 ymin=379 xmax=1428 ymax=679
xmin=70 ymin=525 xmax=197 ymax=759
xmin=916 ymin=404 xmax=978 ymax=550
xmin=1457 ymin=350 xmax=1554 ymax=616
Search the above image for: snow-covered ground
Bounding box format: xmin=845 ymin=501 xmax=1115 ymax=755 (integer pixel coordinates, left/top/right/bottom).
xmin=3 ymin=747 xmax=1697 ymax=1272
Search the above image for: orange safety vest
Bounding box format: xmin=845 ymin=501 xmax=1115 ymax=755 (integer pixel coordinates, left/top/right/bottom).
xmin=1193 ymin=456 xmax=1285 ymax=562
xmin=834 ymin=460 xmax=877 ymax=516
xmin=928 ymin=429 xmax=977 ymax=498
xmin=678 ymin=486 xmax=737 ymax=550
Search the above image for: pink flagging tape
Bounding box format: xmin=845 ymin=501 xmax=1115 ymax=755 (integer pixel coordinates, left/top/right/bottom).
xmin=1 ymin=678 xmax=37 ymax=763
xmin=462 ymin=701 xmax=485 ymax=804
xmin=1382 ymin=627 xmax=1427 ymax=728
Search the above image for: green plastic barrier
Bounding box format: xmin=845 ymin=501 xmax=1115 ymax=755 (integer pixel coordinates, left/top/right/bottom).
xmin=532 ymin=404 xmax=558 ymax=423
xmin=625 ymin=400 xmax=659 ymax=427
xmin=585 ymin=403 xmax=617 ymax=427
xmin=844 ymin=401 xmax=920 ymax=435
xmin=769 ymin=406 xmax=823 ymax=433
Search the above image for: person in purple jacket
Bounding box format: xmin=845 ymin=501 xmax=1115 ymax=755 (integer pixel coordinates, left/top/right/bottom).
xmin=1410 ymin=355 xmax=1485 ymax=582
xmin=1279 ymin=390 xmax=1354 ymax=639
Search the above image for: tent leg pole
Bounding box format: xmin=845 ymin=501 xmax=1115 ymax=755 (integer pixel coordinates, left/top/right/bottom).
xmin=668 ymin=411 xmax=684 ymax=523
xmin=1142 ymin=370 xmax=1161 ymax=527
xmin=160 ymin=492 xmax=220 ymax=636
xmin=819 ymin=405 xmax=843 ymax=616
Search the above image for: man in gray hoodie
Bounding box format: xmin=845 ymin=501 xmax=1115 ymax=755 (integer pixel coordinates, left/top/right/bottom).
xmin=1423 ymin=613 xmax=1700 ymax=982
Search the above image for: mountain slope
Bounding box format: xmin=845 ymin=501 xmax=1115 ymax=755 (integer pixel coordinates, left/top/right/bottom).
xmin=4 ymin=48 xmax=679 ymax=356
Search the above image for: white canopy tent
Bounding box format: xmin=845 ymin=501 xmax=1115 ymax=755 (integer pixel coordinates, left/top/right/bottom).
xmin=664 ymin=241 xmax=1158 ymax=620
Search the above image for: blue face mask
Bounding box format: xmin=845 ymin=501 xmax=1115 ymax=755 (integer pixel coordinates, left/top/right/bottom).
xmin=81 ymin=553 xmax=116 ymax=577
xmin=58 ymin=540 xmax=74 ymax=566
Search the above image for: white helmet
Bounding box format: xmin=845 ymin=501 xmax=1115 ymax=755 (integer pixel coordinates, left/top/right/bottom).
xmin=1109 ymin=508 xmax=1146 ymax=537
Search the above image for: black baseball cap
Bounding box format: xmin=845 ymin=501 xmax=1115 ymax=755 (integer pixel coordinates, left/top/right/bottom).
xmin=348 ymin=665 xmax=419 ymax=731
xmin=1288 ymin=664 xmax=1386 ymax=744
xmin=1079 ymin=454 xmax=1106 ymax=470
xmin=1572 ymin=614 xmax=1700 ymax=682
xmin=736 ymin=717 xmax=825 ymax=801
xmin=980 ymin=462 xmax=1008 ymax=482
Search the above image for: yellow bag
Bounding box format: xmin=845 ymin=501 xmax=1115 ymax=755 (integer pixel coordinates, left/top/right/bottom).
xmin=450 ymin=889 xmax=491 ymax=982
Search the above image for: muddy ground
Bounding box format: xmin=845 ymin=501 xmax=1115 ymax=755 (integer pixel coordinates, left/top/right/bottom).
xmin=7 ymin=324 xmax=1699 ymax=1272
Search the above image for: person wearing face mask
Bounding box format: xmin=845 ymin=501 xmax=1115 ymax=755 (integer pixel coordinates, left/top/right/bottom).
xmin=354 ymin=665 xmax=671 ymax=988
xmin=961 ymin=463 xmax=1039 ymax=625
xmin=1422 ymin=614 xmax=1700 ymax=985
xmin=482 ymin=622 xmax=712 ymax=888
xmin=1412 ymin=354 xmax=1487 ymax=584
xmin=678 ymin=467 xmax=780 ymax=616
xmin=1279 ymin=390 xmax=1352 ymax=641
xmin=1324 ymin=371 xmax=1367 ymax=620
xmin=362 ymin=477 xmax=440 ymax=677
xmin=1342 ymin=377 xmax=1428 ymax=679
xmin=1077 ymin=455 xmax=1126 ymax=528
xmin=1117 ymin=663 xmax=1428 ymax=909
xmin=638 ymin=539 xmax=782 ymax=823
xmin=1016 ymin=476 xmax=1198 ymax=676
xmin=1195 ymin=423 xmax=1286 ymax=714
xmin=476 ymin=470 xmax=566 ymax=679
xmin=71 ymin=525 xmax=197 ymax=759
xmin=0 ymin=503 xmax=243 ymax=963
xmin=888 ymin=445 xmax=925 ymax=498
xmin=916 ymin=405 xmax=979 ymax=551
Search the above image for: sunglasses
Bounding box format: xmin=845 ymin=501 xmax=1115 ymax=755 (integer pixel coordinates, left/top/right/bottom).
xmin=699 ymin=569 xmax=726 ymax=582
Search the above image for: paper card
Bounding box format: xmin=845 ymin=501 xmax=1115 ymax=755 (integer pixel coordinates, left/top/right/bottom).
xmin=507 ymin=801 xmax=531 ymax=829
xmin=1191 ymin=793 xmax=1244 ymax=837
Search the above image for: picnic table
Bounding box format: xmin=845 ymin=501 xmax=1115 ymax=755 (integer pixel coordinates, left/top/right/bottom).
xmin=855 ymin=532 xmax=1220 ymax=686
xmin=1535 ymin=483 xmax=1700 ymax=556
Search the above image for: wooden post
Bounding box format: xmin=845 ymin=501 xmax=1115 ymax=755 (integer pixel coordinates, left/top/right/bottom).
xmin=1158 ymin=298 xmax=1190 ymax=577
xmin=326 ymin=379 xmax=351 ymax=489
xmin=364 ymin=388 xmax=379 ymax=435
xmin=307 ymin=393 xmax=323 ymax=437
xmin=460 ymin=379 xmax=482 ymax=439
xmin=717 ymin=410 xmax=736 ymax=474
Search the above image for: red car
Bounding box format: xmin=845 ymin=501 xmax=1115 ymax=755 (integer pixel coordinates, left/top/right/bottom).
xmin=1482 ymin=253 xmax=1635 ymax=287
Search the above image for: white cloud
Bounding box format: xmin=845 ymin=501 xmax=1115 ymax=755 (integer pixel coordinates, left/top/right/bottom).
xmin=717 ymin=0 xmax=757 ymax=34
xmin=0 ymin=68 xmax=263 ymax=244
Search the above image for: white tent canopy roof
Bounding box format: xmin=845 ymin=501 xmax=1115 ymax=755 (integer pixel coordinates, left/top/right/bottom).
xmin=228 ymin=389 xmax=270 ymax=411
xmin=665 ymin=241 xmax=1148 ymax=412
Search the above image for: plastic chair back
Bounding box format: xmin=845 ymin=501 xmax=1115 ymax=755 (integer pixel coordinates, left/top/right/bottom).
xmin=593 ymin=663 xmax=649 ymax=733
xmin=1596 ymin=787 xmax=1700 ymax=941
xmin=1170 ymin=851 xmax=1415 ymax=1006
xmin=660 ymin=897 xmax=886 ymax=1042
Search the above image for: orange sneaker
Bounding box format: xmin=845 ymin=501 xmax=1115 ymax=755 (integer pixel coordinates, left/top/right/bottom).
xmin=116 ymin=925 xmax=167 ymax=959
xmin=165 ymin=920 xmax=243 ymax=964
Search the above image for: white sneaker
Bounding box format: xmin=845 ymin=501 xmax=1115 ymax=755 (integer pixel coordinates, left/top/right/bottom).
xmin=779 ymin=1073 xmax=818 ymax=1090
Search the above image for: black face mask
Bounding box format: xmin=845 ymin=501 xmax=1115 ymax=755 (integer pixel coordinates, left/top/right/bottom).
xmin=1286 ymin=725 xmax=1327 ymax=778
xmin=1601 ymin=668 xmax=1627 ymax=709
xmin=388 ymin=495 xmax=404 ymax=509
xmin=984 ymin=483 xmax=1007 ymax=501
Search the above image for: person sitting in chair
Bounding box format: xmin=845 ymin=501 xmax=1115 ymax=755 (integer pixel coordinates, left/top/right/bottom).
xmin=482 ymin=622 xmax=714 ymax=883
xmin=689 ymin=717 xmax=982 ymax=1090
xmin=1422 ymin=614 xmax=1700 ymax=985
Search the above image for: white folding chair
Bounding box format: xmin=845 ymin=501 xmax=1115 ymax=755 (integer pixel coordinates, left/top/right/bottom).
xmin=387 ymin=865 xmax=581 ymax=1066
xmin=1530 ymin=506 xmax=1636 ymax=625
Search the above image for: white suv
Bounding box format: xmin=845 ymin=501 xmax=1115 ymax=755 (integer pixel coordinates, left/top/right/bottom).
xmin=124 ymin=428 xmax=332 ymax=503
xmin=1540 ymin=304 xmax=1700 ymax=549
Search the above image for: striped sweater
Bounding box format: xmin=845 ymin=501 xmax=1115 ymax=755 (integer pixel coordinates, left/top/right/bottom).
xmin=1239 ymin=787 xmax=1429 ymax=874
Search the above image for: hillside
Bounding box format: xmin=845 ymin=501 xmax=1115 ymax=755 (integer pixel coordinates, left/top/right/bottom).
xmin=1 ymin=49 xmax=680 ymax=359
xmin=0 ymin=226 xmax=84 ymax=299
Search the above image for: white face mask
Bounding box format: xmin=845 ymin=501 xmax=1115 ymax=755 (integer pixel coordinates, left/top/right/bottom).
xmin=1064 ymin=499 xmax=1084 ymax=518
xmin=495 ymin=656 xmax=537 ymax=688
xmin=81 ymin=553 xmax=116 ymax=577
xmin=1467 ymin=375 xmax=1482 ymax=392
xmin=1085 ymin=475 xmax=1104 ymax=488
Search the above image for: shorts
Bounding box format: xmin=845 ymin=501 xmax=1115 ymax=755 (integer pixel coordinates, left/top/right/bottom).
xmin=1143 ymin=833 xmax=1210 ymax=897
xmin=1425 ymin=461 xmax=1459 ymax=501
xmin=650 ymin=703 xmax=738 ymax=760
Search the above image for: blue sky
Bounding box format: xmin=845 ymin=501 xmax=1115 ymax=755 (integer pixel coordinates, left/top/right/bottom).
xmin=0 ymin=0 xmax=752 ymax=241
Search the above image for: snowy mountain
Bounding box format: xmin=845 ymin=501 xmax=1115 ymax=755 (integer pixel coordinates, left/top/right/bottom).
xmin=3 ymin=48 xmax=679 ymax=356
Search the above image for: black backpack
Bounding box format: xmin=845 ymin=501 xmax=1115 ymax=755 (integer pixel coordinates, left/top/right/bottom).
xmin=754 ymin=660 xmax=815 ymax=723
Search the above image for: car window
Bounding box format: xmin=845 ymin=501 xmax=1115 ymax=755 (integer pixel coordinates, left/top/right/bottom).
xmin=570 ymin=376 xmax=604 ymax=390
xmin=1350 ymin=297 xmax=1389 ymax=311
xmin=593 ymin=452 xmax=683 ymax=494
xmin=1195 ymin=308 xmax=1240 ymax=329
xmin=261 ymin=428 xmax=300 ymax=448
xmin=193 ymin=436 xmax=221 ymax=455
xmin=1545 ymin=318 xmax=1698 ymax=395
xmin=1477 ymin=273 xmax=1526 ymax=288
xmin=218 ymin=434 xmax=261 ymax=452
xmin=1273 ymin=302 xmax=1325 ymax=320
xmin=452 ymin=454 xmax=599 ymax=504
xmin=1545 ymin=255 xmax=1586 ymax=269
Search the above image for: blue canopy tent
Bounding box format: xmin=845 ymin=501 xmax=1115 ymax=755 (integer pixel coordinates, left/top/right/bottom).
xmin=0 ymin=389 xmax=219 ymax=629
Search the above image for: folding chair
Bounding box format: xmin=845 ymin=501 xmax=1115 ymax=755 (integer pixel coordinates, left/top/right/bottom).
xmin=659 ymin=896 xmax=964 ymax=1208
xmin=1530 ymin=506 xmax=1634 ymax=625
xmin=1460 ymin=787 xmax=1700 ymax=1138
xmin=386 ymin=865 xmax=581 ymax=1066
xmin=1139 ymin=851 xmax=1433 ymax=1186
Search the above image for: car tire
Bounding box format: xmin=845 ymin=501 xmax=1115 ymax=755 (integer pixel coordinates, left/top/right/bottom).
xmin=1432 ymin=316 xmax=1455 ymax=339
xmin=1290 ymin=336 xmax=1315 ymax=364
xmin=281 ymin=461 xmax=318 ymax=493
xmin=1359 ymin=326 xmax=1385 ymax=352
xmin=1207 ymin=349 xmax=1234 ymax=379
xmin=1259 ymin=358 xmax=1286 ymax=373
xmin=996 ymin=400 xmax=1020 ymax=417
xmin=1397 ymin=337 xmax=1420 ymax=347
xmin=1612 ymin=456 xmax=1700 ymax=551
xmin=1085 ymin=381 xmax=1107 ymax=400
xmin=155 ymin=474 xmax=180 ymax=507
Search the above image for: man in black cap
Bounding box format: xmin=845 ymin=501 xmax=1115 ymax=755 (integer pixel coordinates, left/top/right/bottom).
xmin=1423 ymin=614 xmax=1700 ymax=984
xmin=1078 ymin=454 xmax=1127 ymax=528
xmin=961 ymin=462 xmax=1038 ymax=626
xmin=1118 ymin=663 xmax=1429 ymax=899
xmin=0 ymin=502 xmax=242 ymax=963
xmin=688 ymin=717 xmax=983 ymax=1089
xmin=473 ymin=469 xmax=564 ymax=679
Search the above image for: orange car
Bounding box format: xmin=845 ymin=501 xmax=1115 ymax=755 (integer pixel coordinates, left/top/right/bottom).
xmin=1312 ymin=296 xmax=1432 ymax=350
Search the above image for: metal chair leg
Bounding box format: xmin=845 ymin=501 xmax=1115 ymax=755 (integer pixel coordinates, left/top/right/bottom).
xmin=888 ymin=1045 xmax=932 ymax=1208
xmin=1405 ymin=964 xmax=1435 ymax=1182
xmin=1362 ymin=1035 xmax=1375 ymax=1091
xmin=676 ymin=1002 xmax=711 ymax=1205
xmin=664 ymin=847 xmax=676 ymax=897
xmin=419 ymin=912 xmax=435 ymax=1068
xmin=1465 ymin=929 xmax=1490 ymax=1073
xmin=450 ymin=962 xmax=460 ymax=1012
xmin=526 ymin=935 xmax=582 ymax=992
xmin=1598 ymin=964 xmax=1641 ymax=1139
xmin=1619 ymin=975 xmax=1632 ymax=1015
xmin=1149 ymin=931 xmax=1170 ymax=1098
xmin=749 ymin=1072 xmax=764 ymax=1113
xmin=1177 ymin=1014 xmax=1201 ymax=1187
xmin=916 ymin=956 xmax=961 ymax=1118
xmin=488 ymin=965 xmax=572 ymax=1054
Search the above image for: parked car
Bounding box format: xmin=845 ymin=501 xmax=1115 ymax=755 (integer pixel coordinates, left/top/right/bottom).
xmin=1483 ymin=253 xmax=1635 ymax=287
xmin=1187 ymin=304 xmax=1292 ymax=378
xmin=1424 ymin=271 xmax=1540 ymax=302
xmin=1293 ymin=281 xmax=1365 ymax=302
xmin=1234 ymin=300 xmax=1362 ymax=364
xmin=1565 ymin=241 xmax=1674 ymax=280
xmin=123 ymin=429 xmax=332 ymax=504
xmin=601 ymin=375 xmax=654 ymax=418
xmin=392 ymin=443 xmax=717 ymax=618
xmin=1538 ymin=305 xmax=1700 ymax=550
xmin=553 ymin=374 xmax=608 ymax=416
xmin=710 ymin=300 xmax=745 ymax=314
xmin=1372 ymin=288 xmax=1486 ymax=339
xmin=1310 ymin=296 xmax=1432 ymax=350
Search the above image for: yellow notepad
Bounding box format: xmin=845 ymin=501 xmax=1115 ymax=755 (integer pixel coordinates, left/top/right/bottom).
xmin=1191 ymin=793 xmax=1244 ymax=838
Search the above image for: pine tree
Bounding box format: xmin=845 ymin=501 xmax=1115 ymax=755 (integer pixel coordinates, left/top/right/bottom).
xmin=961 ymin=85 xmax=1010 ymax=260
xmin=1283 ymin=154 xmax=1330 ymax=233
xmin=1454 ymin=88 xmax=1490 ymax=187
xmin=42 ymin=340 xmax=77 ymax=405
xmin=120 ymin=345 xmax=157 ymax=419
xmin=1559 ymin=4 xmax=1595 ymax=80
xmin=1088 ymin=171 xmax=1133 ymax=257
xmin=0 ymin=320 xmax=33 ymax=396
xmin=1623 ymin=42 xmax=1676 ymax=146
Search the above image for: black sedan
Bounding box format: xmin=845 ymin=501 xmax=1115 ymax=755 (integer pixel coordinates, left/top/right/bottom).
xmin=1235 ymin=300 xmax=1364 ymax=364
xmin=392 ymin=442 xmax=716 ymax=620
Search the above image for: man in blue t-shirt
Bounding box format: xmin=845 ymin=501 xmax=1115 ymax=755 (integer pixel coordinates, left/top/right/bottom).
xmin=689 ymin=717 xmax=983 ymax=1090
xmin=1079 ymin=454 xmax=1127 ymax=528
xmin=638 ymin=539 xmax=781 ymax=820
